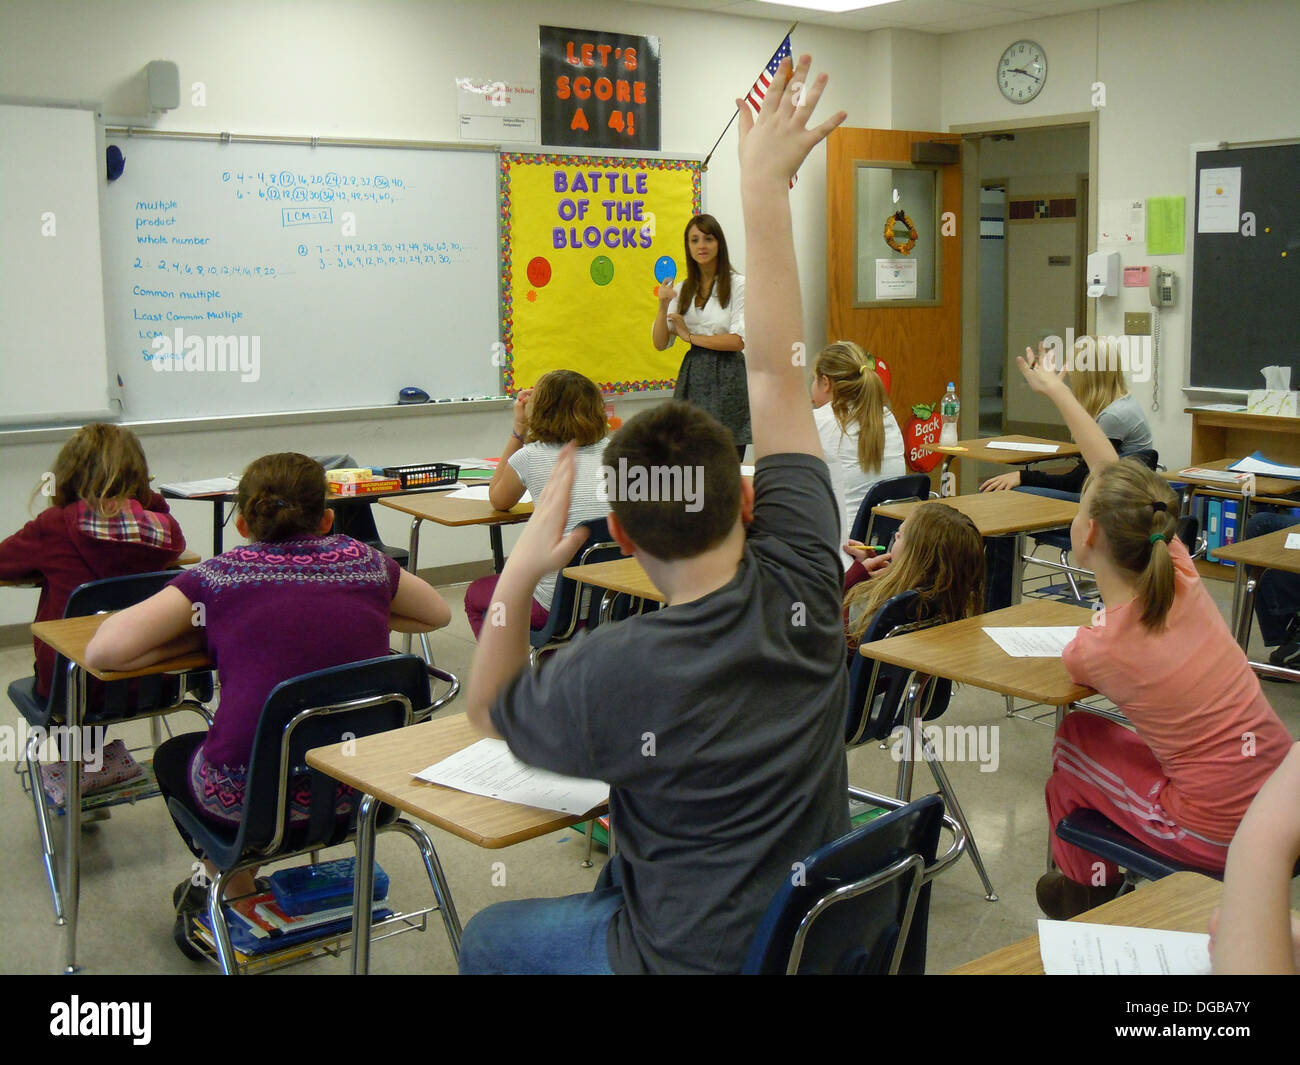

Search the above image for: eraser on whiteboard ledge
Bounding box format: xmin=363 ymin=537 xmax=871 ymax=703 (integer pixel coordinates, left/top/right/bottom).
xmin=398 ymin=387 xmax=430 ymax=404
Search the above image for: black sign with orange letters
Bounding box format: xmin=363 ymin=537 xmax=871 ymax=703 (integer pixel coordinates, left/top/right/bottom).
xmin=539 ymin=25 xmax=661 ymax=152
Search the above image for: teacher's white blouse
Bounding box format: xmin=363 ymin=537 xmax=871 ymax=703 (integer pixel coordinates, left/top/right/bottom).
xmin=663 ymin=272 xmax=745 ymax=345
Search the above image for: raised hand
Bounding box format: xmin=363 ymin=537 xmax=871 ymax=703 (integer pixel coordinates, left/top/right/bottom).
xmin=1017 ymin=344 xmax=1068 ymax=396
xmin=656 ymin=280 xmax=678 ymax=304
xmin=736 ymin=54 xmax=846 ymax=187
xmin=504 ymin=442 xmax=589 ymax=582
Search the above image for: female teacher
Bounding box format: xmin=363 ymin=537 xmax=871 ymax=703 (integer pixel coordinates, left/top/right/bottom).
xmin=652 ymin=214 xmax=749 ymax=459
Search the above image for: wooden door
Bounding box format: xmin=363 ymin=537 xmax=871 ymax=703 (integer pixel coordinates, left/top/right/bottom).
xmin=827 ymin=128 xmax=963 ymax=486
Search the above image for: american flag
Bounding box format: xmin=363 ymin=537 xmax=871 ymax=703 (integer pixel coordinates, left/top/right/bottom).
xmin=744 ymin=35 xmax=798 ymax=188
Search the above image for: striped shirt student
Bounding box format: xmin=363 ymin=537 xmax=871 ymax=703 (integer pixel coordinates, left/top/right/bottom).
xmin=464 ymin=370 xmax=611 ymax=638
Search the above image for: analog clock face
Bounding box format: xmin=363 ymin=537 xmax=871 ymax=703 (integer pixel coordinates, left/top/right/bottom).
xmin=998 ymin=40 xmax=1047 ymax=103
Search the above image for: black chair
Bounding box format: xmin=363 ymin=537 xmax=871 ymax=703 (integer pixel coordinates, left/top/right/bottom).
xmin=167 ymin=654 xmax=461 ymax=974
xmin=848 ymin=474 xmax=933 ymax=549
xmin=847 ymin=590 xmax=996 ymax=900
xmin=1023 ymin=450 xmax=1166 ymax=603
xmin=529 ymin=518 xmax=623 ymax=666
xmin=329 ymin=501 xmax=409 ymax=568
xmin=7 ymin=571 xmax=214 ymax=928
xmin=1054 ymin=809 xmax=1225 ymax=888
xmin=742 ymin=795 xmax=945 ymax=974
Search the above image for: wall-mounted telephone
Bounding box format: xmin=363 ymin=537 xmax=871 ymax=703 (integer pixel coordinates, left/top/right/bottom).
xmin=1150 ymin=267 xmax=1176 ymax=307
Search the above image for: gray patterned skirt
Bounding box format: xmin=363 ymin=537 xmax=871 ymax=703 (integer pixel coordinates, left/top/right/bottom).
xmin=673 ymin=344 xmax=751 ymax=446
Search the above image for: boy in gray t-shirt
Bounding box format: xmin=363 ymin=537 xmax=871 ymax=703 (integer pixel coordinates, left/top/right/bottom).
xmin=461 ymin=55 xmax=851 ymax=974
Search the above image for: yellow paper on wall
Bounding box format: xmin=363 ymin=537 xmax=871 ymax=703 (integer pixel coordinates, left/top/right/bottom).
xmin=501 ymin=153 xmax=702 ymax=394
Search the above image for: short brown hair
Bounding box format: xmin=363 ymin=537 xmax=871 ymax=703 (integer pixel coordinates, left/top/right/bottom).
xmin=237 ymin=453 xmax=326 ymax=543
xmin=48 ymin=423 xmax=152 ymax=516
xmin=527 ymin=370 xmax=608 ymax=447
xmin=602 ymin=402 xmax=740 ymax=561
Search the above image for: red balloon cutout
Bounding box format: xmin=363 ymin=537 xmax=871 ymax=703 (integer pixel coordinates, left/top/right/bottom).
xmin=526 ymin=256 xmax=552 ymax=288
xmin=870 ymin=354 xmax=892 ymax=396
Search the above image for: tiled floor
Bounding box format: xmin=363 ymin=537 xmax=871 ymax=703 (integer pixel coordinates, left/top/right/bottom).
xmin=1 ymin=573 xmax=1297 ymax=975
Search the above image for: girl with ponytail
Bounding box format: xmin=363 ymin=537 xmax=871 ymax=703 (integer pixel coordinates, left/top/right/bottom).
xmin=810 ymin=342 xmax=906 ymax=564
xmin=1017 ymin=350 xmax=1291 ymax=921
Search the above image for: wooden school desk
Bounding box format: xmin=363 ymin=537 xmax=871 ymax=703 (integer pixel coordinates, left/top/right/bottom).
xmin=1211 ymin=524 xmax=1300 ymax=669
xmin=857 ymin=598 xmax=1096 ymax=874
xmin=306 ymin=712 xmax=609 ymax=974
xmin=30 ymin=612 xmax=213 ymax=973
xmin=872 ymin=492 xmax=1078 ymax=606
xmin=379 ymin=491 xmax=533 ymax=577
xmin=561 ymin=556 xmax=665 ymax=622
xmin=927 ymin=435 xmax=1081 ymax=486
xmin=948 ymin=871 xmax=1221 ymax=975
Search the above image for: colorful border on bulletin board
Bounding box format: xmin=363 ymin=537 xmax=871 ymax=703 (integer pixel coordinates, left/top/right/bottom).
xmin=499 ymin=152 xmax=702 ymax=395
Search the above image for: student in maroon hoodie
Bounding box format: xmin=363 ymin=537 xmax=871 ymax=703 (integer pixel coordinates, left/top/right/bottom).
xmin=0 ymin=423 xmax=185 ymax=699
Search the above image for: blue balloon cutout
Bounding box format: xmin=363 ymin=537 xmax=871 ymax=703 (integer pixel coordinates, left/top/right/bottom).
xmin=653 ymin=256 xmax=677 ymax=283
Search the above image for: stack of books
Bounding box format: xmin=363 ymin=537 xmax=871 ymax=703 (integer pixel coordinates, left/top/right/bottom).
xmin=193 ymin=858 xmax=392 ymax=960
xmin=325 ymin=468 xmax=401 ymax=496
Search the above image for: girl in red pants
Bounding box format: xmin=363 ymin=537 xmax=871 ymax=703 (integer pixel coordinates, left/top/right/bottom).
xmin=1017 ymin=348 xmax=1291 ymax=919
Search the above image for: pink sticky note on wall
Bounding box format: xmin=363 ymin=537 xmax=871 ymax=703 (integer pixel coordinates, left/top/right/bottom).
xmin=1123 ymin=266 xmax=1150 ymax=287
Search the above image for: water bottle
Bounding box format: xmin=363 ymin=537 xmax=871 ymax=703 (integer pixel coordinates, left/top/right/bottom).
xmin=939 ymin=382 xmax=960 ymax=446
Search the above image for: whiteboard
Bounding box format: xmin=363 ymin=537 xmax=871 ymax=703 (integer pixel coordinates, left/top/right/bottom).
xmin=0 ymin=103 xmax=111 ymax=425
xmin=100 ymin=135 xmax=502 ymax=419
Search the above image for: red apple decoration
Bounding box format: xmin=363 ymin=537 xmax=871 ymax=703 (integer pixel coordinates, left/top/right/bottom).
xmin=904 ymin=403 xmax=944 ymax=473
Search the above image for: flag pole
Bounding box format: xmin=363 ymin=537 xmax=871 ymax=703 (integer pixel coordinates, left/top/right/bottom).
xmin=700 ymin=21 xmax=798 ymax=172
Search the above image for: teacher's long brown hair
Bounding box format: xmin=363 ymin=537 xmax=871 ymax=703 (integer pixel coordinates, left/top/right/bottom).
xmin=676 ymin=214 xmax=733 ymax=315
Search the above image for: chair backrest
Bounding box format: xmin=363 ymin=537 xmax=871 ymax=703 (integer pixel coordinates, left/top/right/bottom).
xmin=1176 ymin=514 xmax=1200 ymax=555
xmin=1124 ymin=448 xmax=1159 ymax=471
xmin=47 ymin=571 xmax=199 ymax=724
xmin=529 ymin=518 xmax=623 ymax=649
xmin=849 ymin=474 xmax=933 ymax=546
xmin=234 ymin=654 xmax=431 ymax=857
xmin=846 ymin=590 xmax=953 ymax=746
xmin=742 ymin=794 xmax=944 ymax=975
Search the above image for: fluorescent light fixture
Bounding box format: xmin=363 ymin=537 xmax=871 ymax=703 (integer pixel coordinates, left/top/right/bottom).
xmin=754 ymin=0 xmax=903 ymax=13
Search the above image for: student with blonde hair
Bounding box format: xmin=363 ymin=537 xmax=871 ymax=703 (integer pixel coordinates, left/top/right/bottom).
xmin=1017 ymin=349 xmax=1290 ymax=920
xmin=981 ymin=336 xmax=1152 ymax=497
xmin=810 ymin=341 xmax=906 ymax=562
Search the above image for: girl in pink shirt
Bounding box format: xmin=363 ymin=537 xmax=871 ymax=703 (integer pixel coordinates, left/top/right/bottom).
xmin=1017 ymin=349 xmax=1291 ymax=920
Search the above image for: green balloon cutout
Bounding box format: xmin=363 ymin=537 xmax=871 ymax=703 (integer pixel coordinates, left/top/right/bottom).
xmin=590 ymin=255 xmax=615 ymax=286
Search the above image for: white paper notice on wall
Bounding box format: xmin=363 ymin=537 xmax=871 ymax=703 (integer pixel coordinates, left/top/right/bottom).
xmin=875 ymin=258 xmax=918 ymax=300
xmin=456 ymin=77 xmax=539 ymax=143
xmin=1197 ymin=167 xmax=1242 ymax=233
xmin=1098 ymin=199 xmax=1146 ymax=245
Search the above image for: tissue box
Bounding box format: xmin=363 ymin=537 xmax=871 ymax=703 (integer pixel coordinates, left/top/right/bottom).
xmin=1246 ymin=390 xmax=1299 ymax=417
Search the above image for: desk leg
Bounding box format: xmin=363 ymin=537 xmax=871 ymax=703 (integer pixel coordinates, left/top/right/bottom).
xmin=351 ymin=793 xmax=380 ymax=975
xmin=1234 ymin=566 xmax=1259 ymax=651
xmin=213 ymin=499 xmax=226 ymax=555
xmin=1044 ymin=703 xmax=1067 ymax=874
xmin=894 ymin=677 xmax=923 ymax=802
xmin=1011 ymin=531 xmax=1026 ymax=606
xmin=63 ymin=664 xmax=86 ymax=974
xmin=490 ymin=525 xmax=505 ymax=573
xmin=401 ymin=517 xmax=423 ymax=656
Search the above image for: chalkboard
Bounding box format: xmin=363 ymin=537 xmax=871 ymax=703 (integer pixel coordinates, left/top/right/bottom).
xmin=1189 ymin=142 xmax=1300 ymax=390
xmin=0 ymin=103 xmax=111 ymax=426
xmin=100 ymin=133 xmax=502 ymax=419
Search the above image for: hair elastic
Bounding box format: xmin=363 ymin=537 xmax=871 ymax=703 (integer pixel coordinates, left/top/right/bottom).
xmin=1151 ymin=500 xmax=1168 ymax=512
xmin=1148 ymin=533 xmax=1166 ymax=544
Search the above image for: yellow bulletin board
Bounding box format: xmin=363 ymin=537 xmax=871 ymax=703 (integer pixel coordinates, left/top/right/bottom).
xmin=500 ymin=152 xmax=702 ymax=393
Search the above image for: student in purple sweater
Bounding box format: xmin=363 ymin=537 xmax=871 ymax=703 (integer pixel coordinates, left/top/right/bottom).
xmin=87 ymin=453 xmax=450 ymax=911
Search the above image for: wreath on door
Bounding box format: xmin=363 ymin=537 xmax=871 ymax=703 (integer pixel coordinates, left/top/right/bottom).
xmin=883 ymin=210 xmax=919 ymax=255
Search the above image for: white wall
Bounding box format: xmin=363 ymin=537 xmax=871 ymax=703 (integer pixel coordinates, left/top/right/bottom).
xmin=939 ymin=0 xmax=1300 ymax=469
xmin=0 ymin=0 xmax=898 ymax=625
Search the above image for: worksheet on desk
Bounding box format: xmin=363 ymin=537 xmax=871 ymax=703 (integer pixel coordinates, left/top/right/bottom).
xmin=415 ymin=738 xmax=607 ymax=814
xmin=983 ymin=627 xmax=1080 ymax=657
xmin=446 ymin=486 xmax=533 ymax=503
xmin=986 ymin=440 xmax=1060 ymax=454
xmin=1038 ymin=920 xmax=1211 ymax=975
